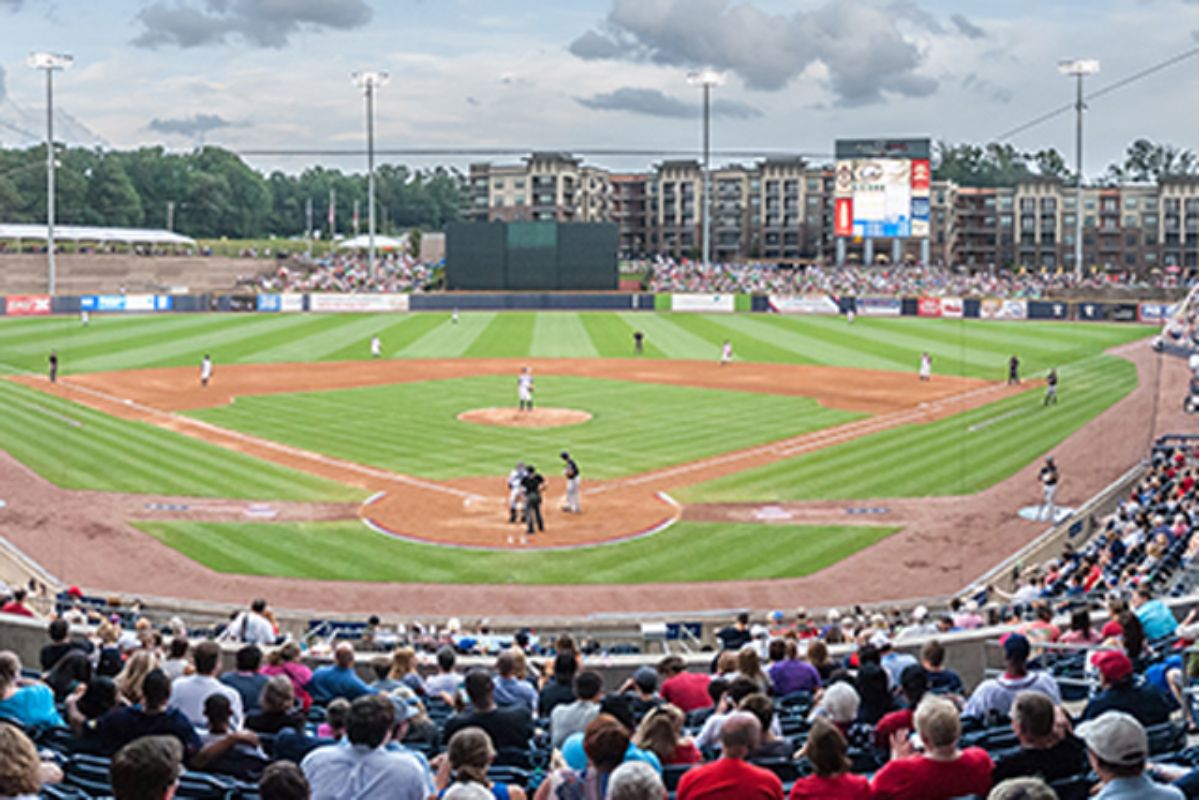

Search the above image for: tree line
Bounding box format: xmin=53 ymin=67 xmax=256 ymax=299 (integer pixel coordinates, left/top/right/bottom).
xmin=933 ymin=138 xmax=1198 ymax=188
xmin=0 ymin=145 xmax=466 ymax=239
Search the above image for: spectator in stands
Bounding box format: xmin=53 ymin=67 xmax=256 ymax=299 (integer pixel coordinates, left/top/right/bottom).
xmin=200 ymin=694 xmax=269 ymax=780
xmin=381 ymin=647 xmax=425 ymax=696
xmin=316 ymin=698 xmax=350 ymax=739
xmin=870 ymin=696 xmax=993 ymax=800
xmin=94 ymin=621 xmax=124 ymax=677
xmin=307 ymin=643 xmax=372 ymax=704
xmin=538 ymin=652 xmax=577 ymax=717
xmin=991 ymin=691 xmax=1086 ymax=785
xmin=766 ymin=639 xmax=819 ymax=697
xmin=606 ymin=760 xmax=665 ymax=800
xmin=222 ymin=599 xmax=276 ymax=646
xmin=695 ymin=677 xmax=761 ymax=752
xmin=788 ymin=717 xmax=870 ymax=800
xmin=1076 ymin=710 xmax=1186 ymax=799
xmin=301 ymin=694 xmax=428 ymax=800
xmin=1130 ymin=587 xmax=1178 ymax=642
xmin=44 ymin=649 xmax=91 ymax=703
xmin=262 ymin=642 xmax=313 ymax=710
xmin=632 ymin=703 xmax=700 ymax=766
xmin=109 ymin=735 xmax=182 ymax=800
xmin=171 ymin=640 xmax=243 ymax=729
xmin=0 ymin=589 xmax=35 ymax=618
xmin=1060 ymin=608 xmax=1101 ymax=645
xmin=895 ymin=605 xmax=938 ymax=641
xmin=1114 ymin=611 xmax=1150 ymax=670
xmin=442 ymin=669 xmax=532 ymax=750
xmin=221 ymin=645 xmax=268 ymax=713
xmin=259 ymin=761 xmax=311 ymax=800
xmin=161 ymin=637 xmax=190 ymax=681
xmin=675 ymin=711 xmax=783 ymax=800
xmin=874 ymin=665 xmax=928 ymax=750
xmin=40 ymin=617 xmax=93 ymax=671
xmin=805 ymin=639 xmax=836 ymax=683
xmin=735 ymin=647 xmax=771 ymax=694
xmin=1081 ymin=651 xmax=1171 ymax=726
xmin=493 ymin=650 xmax=536 ymax=712
xmin=853 ymin=645 xmax=894 ymax=725
xmin=657 ymin=656 xmax=711 ymax=713
xmin=1022 ymin=605 xmax=1061 ymax=644
xmin=551 ymin=670 xmax=604 ymax=749
xmin=73 ymin=675 xmax=119 ymax=723
xmin=425 ymin=646 xmax=462 ymax=703
xmin=535 ymin=713 xmax=635 ymax=800
xmin=919 ymin=640 xmax=963 ymax=696
xmin=245 ymin=675 xmax=305 ymax=734
xmin=435 ymin=727 xmax=528 ymax=800
xmin=987 ymin=777 xmax=1057 ymax=800
xmin=738 ymin=693 xmax=791 ymax=759
xmin=962 ymin=634 xmax=1060 ymax=721
xmin=617 ymin=666 xmax=661 ymax=720
xmin=0 ymin=651 xmax=63 ymax=728
xmin=807 ymin=681 xmax=873 ymax=751
xmin=716 ymin=613 xmax=752 ymax=652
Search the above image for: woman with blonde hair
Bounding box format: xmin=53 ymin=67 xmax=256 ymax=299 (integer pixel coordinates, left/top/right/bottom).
xmin=436 ymin=727 xmax=527 ymax=800
xmin=114 ymin=650 xmax=158 ymax=706
xmin=0 ymin=723 xmax=54 ymax=799
xmin=388 ymin=647 xmax=426 ymax=695
xmin=262 ymin=641 xmax=312 ymax=710
xmin=632 ymin=703 xmax=700 ymax=765
xmin=93 ymin=621 xmax=123 ymax=677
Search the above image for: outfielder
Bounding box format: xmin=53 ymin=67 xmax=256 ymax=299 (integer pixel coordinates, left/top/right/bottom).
xmin=1039 ymin=456 xmax=1059 ymax=521
xmin=48 ymin=351 xmax=58 ymax=383
xmin=506 ymin=461 xmax=526 ymax=524
xmin=517 ymin=366 xmax=534 ymax=411
xmin=720 ymin=340 xmax=733 ymax=366
xmin=1044 ymin=368 xmax=1058 ymax=406
xmin=560 ymin=451 xmax=580 ymax=514
xmin=1008 ymin=354 xmax=1021 ymax=386
xmin=919 ymin=352 xmax=932 ymax=382
xmin=200 ymin=354 xmax=213 ymax=387
xmin=370 ymin=335 xmax=381 ymax=359
xmin=80 ymin=310 xmax=89 ymax=327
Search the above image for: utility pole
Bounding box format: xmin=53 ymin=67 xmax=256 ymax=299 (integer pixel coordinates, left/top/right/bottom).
xmin=351 ymin=70 xmax=388 ymax=281
xmin=28 ymin=52 xmax=73 ymax=295
xmin=1058 ymin=58 xmax=1099 ymax=279
xmin=305 ymin=197 xmax=313 ymax=258
xmin=166 ymin=200 xmax=175 ymax=232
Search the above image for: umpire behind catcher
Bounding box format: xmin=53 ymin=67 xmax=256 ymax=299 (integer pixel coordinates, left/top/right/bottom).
xmin=521 ymin=465 xmax=546 ymax=534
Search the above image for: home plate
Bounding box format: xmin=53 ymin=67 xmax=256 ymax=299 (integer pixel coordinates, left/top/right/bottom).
xmin=753 ymin=506 xmax=795 ymax=521
xmin=1017 ymin=505 xmax=1074 ymax=523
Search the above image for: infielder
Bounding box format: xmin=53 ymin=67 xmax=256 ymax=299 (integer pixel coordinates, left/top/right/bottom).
xmin=80 ymin=310 xmax=89 ymax=327
xmin=1007 ymin=354 xmax=1021 ymax=386
xmin=919 ymin=352 xmax=932 ymax=382
xmin=200 ymin=354 xmax=213 ymax=387
xmin=1038 ymin=456 xmax=1059 ymax=521
xmin=1044 ymin=368 xmax=1058 ymax=406
xmin=560 ymin=451 xmax=581 ymax=513
xmin=846 ymin=306 xmax=856 ymax=324
xmin=720 ymin=340 xmax=733 ymax=366
xmin=452 ymin=309 xmax=459 ymax=325
xmin=48 ymin=351 xmax=58 ymax=383
xmin=506 ymin=461 xmax=527 ymax=524
xmin=370 ymin=335 xmax=381 ymax=359
xmin=633 ymin=331 xmax=644 ymax=354
xmin=517 ymin=366 xmax=534 ymax=411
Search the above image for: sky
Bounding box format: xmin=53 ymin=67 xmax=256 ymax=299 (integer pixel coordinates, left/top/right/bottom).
xmin=1 ymin=0 xmax=1197 ymax=177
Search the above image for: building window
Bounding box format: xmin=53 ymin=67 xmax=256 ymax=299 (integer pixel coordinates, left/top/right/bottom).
xmin=1124 ymin=215 xmax=1138 ymax=228
xmin=1084 ymin=215 xmax=1095 ymax=228
xmin=515 ymin=196 xmax=525 ymax=206
xmin=806 ymin=178 xmax=820 ymax=192
xmin=1124 ymin=197 xmax=1138 ymax=209
xmin=1000 ymin=214 xmax=1013 ymax=227
xmin=1040 ymin=198 xmax=1057 ymax=212
xmin=1145 ymin=252 xmax=1157 ymax=262
xmin=1143 ymin=214 xmax=1158 ymax=227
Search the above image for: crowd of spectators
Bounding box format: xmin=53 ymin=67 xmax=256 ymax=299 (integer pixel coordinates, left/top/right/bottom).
xmin=637 ymin=257 xmax=1196 ymax=298
xmin=253 ymin=253 xmax=439 ymax=294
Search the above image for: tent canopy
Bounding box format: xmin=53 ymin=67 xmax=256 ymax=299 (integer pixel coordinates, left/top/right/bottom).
xmin=336 ymin=234 xmax=407 ymax=251
xmin=0 ymin=224 xmax=197 ymax=247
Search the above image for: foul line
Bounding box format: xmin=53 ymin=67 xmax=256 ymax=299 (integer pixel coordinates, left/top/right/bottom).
xmin=967 ymin=406 xmax=1027 ymax=433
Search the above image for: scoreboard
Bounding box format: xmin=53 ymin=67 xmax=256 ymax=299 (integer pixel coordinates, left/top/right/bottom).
xmin=834 ymin=138 xmax=931 ymax=240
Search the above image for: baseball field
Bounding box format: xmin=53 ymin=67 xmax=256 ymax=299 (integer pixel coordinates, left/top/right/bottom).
xmin=0 ymin=311 xmax=1166 ymax=610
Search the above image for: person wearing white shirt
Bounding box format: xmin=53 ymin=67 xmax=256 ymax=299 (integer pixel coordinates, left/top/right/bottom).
xmin=170 ymin=641 xmax=243 ymax=730
xmin=302 ymin=694 xmax=427 ymax=800
xmin=222 ymin=599 xmax=275 ymax=646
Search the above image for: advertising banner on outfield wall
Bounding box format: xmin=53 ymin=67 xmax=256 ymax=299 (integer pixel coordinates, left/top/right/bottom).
xmin=857 ymin=296 xmax=901 ymax=316
xmin=1108 ymin=303 xmax=1139 ymax=322
xmin=281 ymin=293 xmax=305 ymax=312
xmin=1139 ymin=303 xmax=1174 ymax=322
xmin=2 ymin=294 xmax=51 ymax=316
xmin=1076 ymin=302 xmax=1107 ymax=321
xmin=80 ymin=294 xmax=172 ymax=312
xmin=308 ymin=294 xmax=410 ymax=312
xmin=917 ymin=297 xmax=942 ymax=318
xmin=1026 ymin=301 xmax=1070 ymax=320
xmin=767 ymin=295 xmax=839 ymax=314
xmin=256 ymin=294 xmax=281 ymax=312
xmin=672 ymin=294 xmax=736 ymax=312
xmin=980 ymin=299 xmax=1027 ymax=320
xmin=940 ymin=297 xmax=964 ymax=318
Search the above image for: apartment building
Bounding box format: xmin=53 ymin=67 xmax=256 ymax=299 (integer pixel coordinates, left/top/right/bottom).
xmin=467 ymin=153 xmax=1197 ymax=272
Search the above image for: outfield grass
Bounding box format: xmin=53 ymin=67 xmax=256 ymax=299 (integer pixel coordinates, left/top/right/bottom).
xmin=135 ymin=519 xmax=900 ymax=584
xmin=678 ymin=352 xmax=1139 ymax=502
xmin=0 ymin=380 xmax=363 ymax=501
xmin=0 ymin=313 xmax=1152 ymax=380
xmin=186 ymin=376 xmax=861 ymax=480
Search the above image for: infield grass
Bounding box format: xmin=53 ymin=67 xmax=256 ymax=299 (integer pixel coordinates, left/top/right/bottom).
xmin=135 ymin=519 xmax=900 ymax=584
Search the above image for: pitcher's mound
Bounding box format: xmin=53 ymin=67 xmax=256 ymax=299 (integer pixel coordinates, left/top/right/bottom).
xmin=458 ymin=407 xmax=592 ymax=428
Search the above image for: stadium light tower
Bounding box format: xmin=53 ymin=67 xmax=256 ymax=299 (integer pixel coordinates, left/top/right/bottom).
xmin=351 ymin=70 xmax=388 ymax=281
xmin=687 ymin=69 xmax=724 ymax=267
xmin=1058 ymin=58 xmax=1099 ymax=279
xmin=28 ymin=51 xmax=73 ymax=295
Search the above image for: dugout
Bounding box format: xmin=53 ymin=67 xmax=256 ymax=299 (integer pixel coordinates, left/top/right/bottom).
xmin=446 ymin=221 xmax=618 ymax=291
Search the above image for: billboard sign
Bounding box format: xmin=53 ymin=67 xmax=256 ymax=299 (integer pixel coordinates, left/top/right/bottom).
xmin=980 ymin=299 xmax=1028 ymax=320
xmin=856 ymin=296 xmax=902 ymax=316
xmin=835 ymin=139 xmax=931 ymax=239
xmin=1138 ymin=303 xmax=1173 ymax=322
xmin=4 ymin=294 xmax=51 ymax=316
xmin=308 ymin=293 xmax=410 ymax=313
xmin=672 ymin=294 xmax=736 ymax=313
xmin=768 ymin=295 xmax=839 ymax=315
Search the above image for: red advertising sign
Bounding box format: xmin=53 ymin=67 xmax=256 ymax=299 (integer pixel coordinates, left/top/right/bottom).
xmin=917 ymin=297 xmax=942 ymax=318
xmin=834 ymin=198 xmax=853 ymax=237
xmin=4 ymin=294 xmax=51 ymax=316
xmin=911 ymin=159 xmax=931 ymax=192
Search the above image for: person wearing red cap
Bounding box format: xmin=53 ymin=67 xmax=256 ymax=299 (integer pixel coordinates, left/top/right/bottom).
xmin=1081 ymin=651 xmax=1171 ymax=727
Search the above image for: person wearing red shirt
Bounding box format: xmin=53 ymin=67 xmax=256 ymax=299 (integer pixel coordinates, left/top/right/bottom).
xmin=874 ymin=665 xmax=927 ymax=750
xmin=658 ymin=656 xmax=712 ymax=713
xmin=871 ymin=695 xmax=993 ymax=800
xmin=789 ymin=717 xmax=869 ymax=800
xmin=676 ymin=712 xmax=783 ymax=800
xmin=0 ymin=589 xmax=35 ymax=618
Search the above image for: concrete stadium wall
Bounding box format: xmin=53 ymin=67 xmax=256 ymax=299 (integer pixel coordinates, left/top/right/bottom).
xmin=0 ymin=255 xmax=262 ymax=295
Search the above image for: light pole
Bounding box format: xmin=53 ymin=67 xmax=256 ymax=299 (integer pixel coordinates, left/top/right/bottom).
xmin=351 ymin=70 xmax=388 ymax=282
xmin=687 ymin=69 xmax=724 ymax=267
xmin=1058 ymin=58 xmax=1099 ymax=279
xmin=27 ymin=51 xmax=73 ymax=295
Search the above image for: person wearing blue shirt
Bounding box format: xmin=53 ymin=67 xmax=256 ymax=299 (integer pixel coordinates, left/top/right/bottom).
xmin=1131 ymin=588 xmax=1178 ymax=642
xmin=0 ymin=651 xmax=64 ymax=729
xmin=492 ymin=651 xmax=536 ymax=712
xmin=308 ymin=644 xmax=374 ymax=704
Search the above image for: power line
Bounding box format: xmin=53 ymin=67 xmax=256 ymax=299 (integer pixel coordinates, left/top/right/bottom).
xmin=234 ymin=146 xmax=835 ymax=160
xmin=993 ymin=47 xmax=1199 ymax=143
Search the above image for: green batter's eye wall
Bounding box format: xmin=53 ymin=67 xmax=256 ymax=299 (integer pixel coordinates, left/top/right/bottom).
xmin=445 ymin=221 xmax=618 ymax=291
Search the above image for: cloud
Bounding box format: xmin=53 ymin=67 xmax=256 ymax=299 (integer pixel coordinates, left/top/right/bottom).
xmin=132 ymin=0 xmax=373 ymax=49
xmin=888 ymin=0 xmax=943 ymax=33
xmin=576 ymin=86 xmax=762 ymax=118
xmin=147 ymin=113 xmax=242 ymax=136
xmin=961 ymin=73 xmax=1012 ymax=104
xmin=0 ymin=66 xmax=6 ymax=104
xmin=568 ymin=0 xmax=938 ymax=106
xmin=949 ymin=13 xmax=986 ymax=39
xmin=0 ymin=0 xmax=22 ymax=9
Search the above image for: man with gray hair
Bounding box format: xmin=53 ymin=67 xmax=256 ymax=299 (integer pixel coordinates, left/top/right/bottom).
xmin=675 ymin=711 xmax=783 ymax=799
xmin=992 ymin=691 xmax=1086 ymax=784
xmin=606 ymin=760 xmax=666 ymax=800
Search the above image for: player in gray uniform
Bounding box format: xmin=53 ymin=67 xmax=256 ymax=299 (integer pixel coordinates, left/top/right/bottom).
xmin=1044 ymin=368 xmax=1058 ymax=405
xmin=1039 ymin=457 xmax=1059 ymax=521
xmin=560 ymin=451 xmax=581 ymax=513
xmin=506 ymin=462 xmax=526 ymax=524
xmin=517 ymin=367 xmax=534 ymax=411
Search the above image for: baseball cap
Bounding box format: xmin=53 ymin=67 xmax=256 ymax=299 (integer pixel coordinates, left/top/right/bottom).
xmin=632 ymin=666 xmax=658 ymax=692
xmin=67 ymin=585 xmax=84 ymax=599
xmin=769 ymin=610 xmax=785 ymax=623
xmin=1003 ymin=633 xmax=1031 ymax=662
xmin=1076 ymin=711 xmax=1147 ymax=767
xmin=912 ymin=605 xmax=928 ymax=621
xmin=1092 ymin=650 xmax=1134 ymax=684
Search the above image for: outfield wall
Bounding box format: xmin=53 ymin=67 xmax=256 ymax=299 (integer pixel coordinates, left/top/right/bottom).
xmin=0 ymin=290 xmax=1177 ymax=323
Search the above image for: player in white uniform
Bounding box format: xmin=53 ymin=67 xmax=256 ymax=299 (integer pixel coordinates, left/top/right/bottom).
xmin=506 ymin=462 xmax=526 ymax=523
xmin=919 ymin=352 xmax=932 ymax=381
xmin=517 ymin=367 xmax=534 ymax=411
xmin=80 ymin=310 xmax=89 ymax=327
xmin=370 ymin=335 xmax=381 ymax=358
xmin=720 ymin=340 xmax=733 ymax=366
xmin=452 ymin=309 xmax=459 ymax=325
xmin=200 ymin=354 xmax=213 ymax=387
xmin=846 ymin=306 xmax=855 ymax=324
